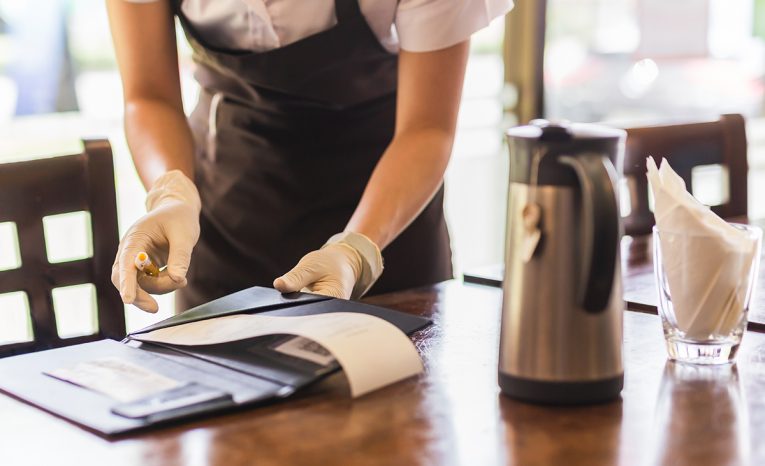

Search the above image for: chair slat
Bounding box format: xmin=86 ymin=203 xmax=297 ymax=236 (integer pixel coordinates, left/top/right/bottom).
xmin=622 ymin=114 xmax=748 ymax=236
xmin=0 ymin=140 xmax=125 ymax=357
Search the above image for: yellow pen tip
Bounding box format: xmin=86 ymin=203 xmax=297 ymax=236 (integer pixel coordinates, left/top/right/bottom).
xmin=138 ymin=252 xmax=147 ymax=261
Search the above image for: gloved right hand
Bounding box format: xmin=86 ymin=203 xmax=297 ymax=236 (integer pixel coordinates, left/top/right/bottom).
xmin=111 ymin=170 xmax=201 ymax=313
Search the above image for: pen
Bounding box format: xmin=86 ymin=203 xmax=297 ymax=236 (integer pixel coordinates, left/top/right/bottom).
xmin=134 ymin=251 xmax=161 ymax=277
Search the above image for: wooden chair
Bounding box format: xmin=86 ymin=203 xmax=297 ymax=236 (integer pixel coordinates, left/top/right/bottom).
xmin=0 ymin=139 xmax=125 ymax=357
xmin=621 ymin=114 xmax=748 ymax=236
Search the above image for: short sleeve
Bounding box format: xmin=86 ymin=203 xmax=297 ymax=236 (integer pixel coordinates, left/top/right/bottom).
xmin=395 ymin=0 xmax=514 ymax=52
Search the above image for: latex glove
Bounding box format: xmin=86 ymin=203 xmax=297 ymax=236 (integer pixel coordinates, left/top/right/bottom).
xmin=111 ymin=170 xmax=201 ymax=313
xmin=273 ymin=232 xmax=384 ymax=299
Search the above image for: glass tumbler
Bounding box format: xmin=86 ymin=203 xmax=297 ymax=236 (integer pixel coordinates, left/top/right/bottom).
xmin=653 ymin=224 xmax=762 ymax=364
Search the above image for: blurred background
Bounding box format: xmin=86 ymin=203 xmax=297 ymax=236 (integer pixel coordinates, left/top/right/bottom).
xmin=0 ymin=0 xmax=764 ymax=339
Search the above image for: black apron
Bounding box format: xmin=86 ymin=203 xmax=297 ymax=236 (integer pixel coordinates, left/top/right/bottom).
xmin=173 ymin=0 xmax=453 ymax=310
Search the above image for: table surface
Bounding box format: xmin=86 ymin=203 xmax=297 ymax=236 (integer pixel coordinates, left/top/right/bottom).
xmin=2 ymin=281 xmax=765 ymax=466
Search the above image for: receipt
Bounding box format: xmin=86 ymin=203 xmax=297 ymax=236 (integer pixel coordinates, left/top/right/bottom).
xmin=132 ymin=312 xmax=424 ymax=398
xmin=45 ymin=357 xmax=183 ymax=402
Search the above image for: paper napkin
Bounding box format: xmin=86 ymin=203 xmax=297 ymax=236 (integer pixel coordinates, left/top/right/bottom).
xmin=646 ymin=157 xmax=759 ymax=339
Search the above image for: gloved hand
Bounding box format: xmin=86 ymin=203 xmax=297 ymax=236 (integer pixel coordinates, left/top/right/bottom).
xmin=273 ymin=232 xmax=384 ymax=299
xmin=111 ymin=170 xmax=201 ymax=313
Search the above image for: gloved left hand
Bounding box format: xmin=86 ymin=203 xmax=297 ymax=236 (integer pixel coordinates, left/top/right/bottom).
xmin=273 ymin=232 xmax=384 ymax=299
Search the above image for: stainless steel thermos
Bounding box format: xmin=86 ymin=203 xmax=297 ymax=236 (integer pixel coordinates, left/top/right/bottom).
xmin=498 ymin=120 xmax=625 ymax=404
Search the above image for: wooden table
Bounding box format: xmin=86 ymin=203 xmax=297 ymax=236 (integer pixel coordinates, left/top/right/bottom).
xmin=624 ymin=217 xmax=765 ymax=330
xmin=2 ymin=281 xmax=765 ymax=465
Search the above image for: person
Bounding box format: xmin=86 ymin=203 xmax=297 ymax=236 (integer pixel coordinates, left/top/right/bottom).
xmin=108 ymin=0 xmax=513 ymax=313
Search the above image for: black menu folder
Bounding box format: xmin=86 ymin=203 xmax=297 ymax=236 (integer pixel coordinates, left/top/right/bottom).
xmin=0 ymin=286 xmax=431 ymax=436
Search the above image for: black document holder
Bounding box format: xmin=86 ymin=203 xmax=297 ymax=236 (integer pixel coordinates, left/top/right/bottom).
xmin=0 ymin=287 xmax=431 ymax=436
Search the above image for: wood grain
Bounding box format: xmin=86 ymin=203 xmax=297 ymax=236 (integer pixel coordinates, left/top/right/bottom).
xmin=2 ymin=281 xmax=764 ymax=465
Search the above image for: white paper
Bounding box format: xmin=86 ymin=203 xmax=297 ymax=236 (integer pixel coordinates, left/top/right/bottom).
xmin=132 ymin=312 xmax=424 ymax=398
xmin=646 ymin=157 xmax=759 ymax=338
xmin=45 ymin=357 xmax=184 ymax=402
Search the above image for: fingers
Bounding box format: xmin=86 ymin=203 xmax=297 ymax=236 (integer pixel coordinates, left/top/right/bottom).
xmin=306 ymin=283 xmax=347 ymax=299
xmin=165 ymin=234 xmax=195 ymax=283
xmin=111 ymin=256 xmax=160 ymax=313
xmin=132 ymin=287 xmax=159 ymax=313
xmin=273 ymin=255 xmax=322 ymax=293
xmin=112 ymin=230 xmax=184 ymax=313
xmin=114 ymin=241 xmax=142 ymax=304
xmin=274 ymin=248 xmax=356 ymax=299
xmin=111 ymin=201 xmax=199 ymax=313
xmin=138 ymin=271 xmax=187 ymax=295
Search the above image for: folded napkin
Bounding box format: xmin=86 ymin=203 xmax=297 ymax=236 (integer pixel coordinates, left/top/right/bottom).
xmin=647 ymin=157 xmax=759 ymax=339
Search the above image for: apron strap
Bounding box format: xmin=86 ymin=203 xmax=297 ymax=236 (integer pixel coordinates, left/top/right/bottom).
xmin=335 ymin=0 xmax=363 ymax=24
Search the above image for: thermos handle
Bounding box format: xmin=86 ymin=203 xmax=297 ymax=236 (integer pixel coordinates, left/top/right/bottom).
xmin=559 ymin=154 xmax=620 ymax=312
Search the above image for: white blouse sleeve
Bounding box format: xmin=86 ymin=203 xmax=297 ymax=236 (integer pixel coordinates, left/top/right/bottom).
xmin=395 ymin=0 xmax=514 ymax=52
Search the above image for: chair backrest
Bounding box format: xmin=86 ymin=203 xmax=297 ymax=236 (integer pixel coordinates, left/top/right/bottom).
xmin=0 ymin=139 xmax=125 ymax=357
xmin=621 ymin=114 xmax=748 ymax=236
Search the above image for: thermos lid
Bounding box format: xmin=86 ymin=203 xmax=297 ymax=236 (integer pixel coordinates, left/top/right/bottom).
xmin=505 ymin=119 xmax=625 ymax=187
xmin=506 ymin=119 xmax=625 ymax=143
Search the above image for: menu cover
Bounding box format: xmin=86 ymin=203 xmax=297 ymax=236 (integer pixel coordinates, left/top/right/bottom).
xmin=0 ymin=287 xmax=431 ymax=436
